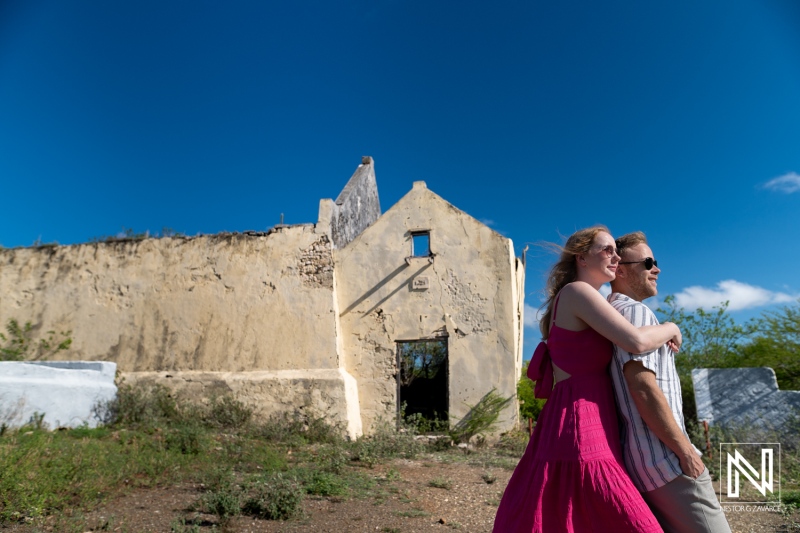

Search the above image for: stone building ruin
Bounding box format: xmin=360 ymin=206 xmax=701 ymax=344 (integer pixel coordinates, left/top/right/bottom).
xmin=0 ymin=157 xmax=525 ymax=438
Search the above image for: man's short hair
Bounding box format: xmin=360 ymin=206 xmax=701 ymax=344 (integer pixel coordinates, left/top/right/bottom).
xmin=615 ymin=231 xmax=648 ymax=259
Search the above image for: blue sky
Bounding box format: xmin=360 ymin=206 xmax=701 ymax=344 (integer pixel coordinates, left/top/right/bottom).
xmin=2 ymin=1 xmax=799 ymax=356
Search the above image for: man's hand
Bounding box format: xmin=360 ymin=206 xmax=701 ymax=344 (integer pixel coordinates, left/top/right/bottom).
xmin=663 ymin=322 xmax=682 ymax=352
xmin=678 ymin=449 xmax=705 ymax=479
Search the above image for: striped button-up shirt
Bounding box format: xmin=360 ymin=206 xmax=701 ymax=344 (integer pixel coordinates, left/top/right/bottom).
xmin=608 ymin=292 xmax=690 ymax=492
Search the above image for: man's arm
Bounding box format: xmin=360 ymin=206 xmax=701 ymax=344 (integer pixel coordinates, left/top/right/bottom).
xmin=623 ymin=361 xmax=705 ymax=478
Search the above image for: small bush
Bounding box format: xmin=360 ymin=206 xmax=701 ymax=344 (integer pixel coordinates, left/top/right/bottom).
xmin=242 ymin=473 xmax=304 ymax=520
xmin=208 ymin=395 xmax=252 ymax=429
xmin=165 ymin=423 xmax=207 ymax=455
xmin=428 ymin=476 xmax=452 ymax=490
xmin=200 ymin=483 xmax=241 ymax=519
xmin=349 ymin=420 xmax=423 ymax=467
xmin=494 ymin=429 xmax=530 ymax=456
xmin=256 ymin=411 xmax=343 ymax=445
xmin=426 ymin=436 xmax=453 ymax=452
xmin=449 ymin=389 xmax=513 ymax=445
xmin=302 ymin=470 xmax=347 ymax=496
xmin=314 ymin=445 xmax=349 ymax=474
xmin=105 ymin=383 xmax=183 ymax=428
xmin=196 ymin=468 xmax=241 ymax=519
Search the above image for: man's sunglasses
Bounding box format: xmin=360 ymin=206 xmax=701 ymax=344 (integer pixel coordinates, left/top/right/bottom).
xmin=619 ymin=257 xmax=658 ymax=270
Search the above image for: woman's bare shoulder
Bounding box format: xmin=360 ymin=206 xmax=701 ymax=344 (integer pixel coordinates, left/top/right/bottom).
xmin=559 ymin=281 xmax=598 ymax=297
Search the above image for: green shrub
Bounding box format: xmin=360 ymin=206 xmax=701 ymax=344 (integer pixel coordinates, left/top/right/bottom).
xmin=0 ymin=319 xmax=71 ymax=361
xmin=165 ymin=423 xmax=207 ymax=455
xmin=200 ymin=483 xmax=242 ymax=519
xmin=517 ymin=361 xmax=547 ymax=422
xmin=302 ymin=470 xmax=347 ymax=496
xmin=104 ymin=383 xmax=183 ymax=428
xmin=242 ymin=473 xmax=304 ymax=520
xmin=256 ymin=411 xmax=343 ymax=445
xmin=494 ymin=428 xmax=530 ymax=456
xmin=428 ymin=476 xmax=452 ymax=490
xmin=196 ymin=467 xmax=241 ymax=519
xmin=208 ymin=395 xmax=252 ymax=429
xmin=449 ymin=389 xmax=513 ymax=445
xmin=349 ymin=419 xmax=423 ymax=467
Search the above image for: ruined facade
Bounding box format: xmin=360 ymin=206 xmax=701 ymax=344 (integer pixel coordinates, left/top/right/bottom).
xmin=0 ymin=158 xmax=525 ymax=437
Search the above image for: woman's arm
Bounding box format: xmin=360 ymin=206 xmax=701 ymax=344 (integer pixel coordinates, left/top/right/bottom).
xmin=559 ymin=283 xmax=681 ymax=354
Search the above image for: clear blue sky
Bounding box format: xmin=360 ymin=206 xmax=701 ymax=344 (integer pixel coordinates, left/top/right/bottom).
xmin=2 ymin=1 xmax=799 ymax=356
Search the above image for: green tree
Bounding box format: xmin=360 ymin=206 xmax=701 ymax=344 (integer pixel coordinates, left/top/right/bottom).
xmin=657 ymin=295 xmax=756 ymax=370
xmin=657 ymin=296 xmax=756 ymax=424
xmin=738 ymin=301 xmax=800 ymax=391
xmin=0 ymin=319 xmax=72 ymax=361
xmin=656 ymin=296 xmax=800 ymax=423
xmin=517 ymin=360 xmax=546 ymax=422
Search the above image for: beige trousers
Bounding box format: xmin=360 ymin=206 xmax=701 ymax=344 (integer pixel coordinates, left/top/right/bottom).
xmin=642 ymin=469 xmax=732 ymax=533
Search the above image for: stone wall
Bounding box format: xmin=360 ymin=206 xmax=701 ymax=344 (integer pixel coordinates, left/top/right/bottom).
xmin=0 ymin=226 xmax=339 ymax=373
xmin=328 ymin=156 xmax=381 ymax=249
xmin=693 ymin=367 xmax=800 ymax=429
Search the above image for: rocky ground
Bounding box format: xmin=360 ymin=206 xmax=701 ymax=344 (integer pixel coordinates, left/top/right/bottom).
xmin=4 ymin=456 xmax=798 ymax=532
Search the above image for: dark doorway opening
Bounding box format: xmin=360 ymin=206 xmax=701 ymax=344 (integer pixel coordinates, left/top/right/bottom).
xmin=396 ymin=339 xmax=448 ymax=429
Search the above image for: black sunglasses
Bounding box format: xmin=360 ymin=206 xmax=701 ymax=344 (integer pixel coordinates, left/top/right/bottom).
xmin=619 ymin=257 xmax=658 ymax=270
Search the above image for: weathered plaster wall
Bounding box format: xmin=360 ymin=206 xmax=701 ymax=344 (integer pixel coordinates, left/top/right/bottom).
xmin=125 ymin=368 xmax=362 ymax=438
xmin=334 ymin=181 xmax=524 ymax=433
xmin=0 ymin=226 xmax=365 ymax=438
xmin=327 ymin=156 xmax=381 ymax=249
xmin=0 ymin=226 xmax=339 ymax=373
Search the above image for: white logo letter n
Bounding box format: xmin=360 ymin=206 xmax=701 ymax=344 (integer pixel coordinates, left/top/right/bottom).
xmin=727 ymin=448 xmax=773 ymax=497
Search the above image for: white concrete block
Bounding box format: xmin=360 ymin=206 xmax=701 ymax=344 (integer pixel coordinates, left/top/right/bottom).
xmin=0 ymin=361 xmax=117 ymax=429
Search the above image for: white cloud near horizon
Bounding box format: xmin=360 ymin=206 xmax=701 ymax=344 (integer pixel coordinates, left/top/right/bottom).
xmin=762 ymin=172 xmax=800 ymax=194
xmin=523 ymin=303 xmax=540 ymax=329
xmin=673 ymin=280 xmax=795 ymax=312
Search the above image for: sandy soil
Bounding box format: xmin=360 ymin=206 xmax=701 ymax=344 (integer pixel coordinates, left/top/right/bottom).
xmin=3 ymin=456 xmax=797 ymax=532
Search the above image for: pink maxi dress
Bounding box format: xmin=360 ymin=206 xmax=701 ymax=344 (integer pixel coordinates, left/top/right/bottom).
xmin=492 ymin=298 xmax=662 ymax=533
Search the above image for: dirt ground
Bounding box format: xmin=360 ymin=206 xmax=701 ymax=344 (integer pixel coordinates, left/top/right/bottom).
xmin=3 ymin=457 xmax=798 ymax=532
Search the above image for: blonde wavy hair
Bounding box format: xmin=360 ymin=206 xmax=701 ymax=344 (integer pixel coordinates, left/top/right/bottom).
xmin=539 ymin=225 xmax=610 ymax=340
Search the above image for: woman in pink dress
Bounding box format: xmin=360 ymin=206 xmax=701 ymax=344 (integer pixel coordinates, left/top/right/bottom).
xmin=493 ymin=226 xmax=681 ymax=533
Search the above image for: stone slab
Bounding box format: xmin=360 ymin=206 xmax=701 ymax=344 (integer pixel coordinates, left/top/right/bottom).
xmin=692 ymin=367 xmax=800 ymax=428
xmin=0 ymin=361 xmax=117 ymax=429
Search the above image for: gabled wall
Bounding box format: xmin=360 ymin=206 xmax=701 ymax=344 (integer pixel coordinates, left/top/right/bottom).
xmin=334 ymin=181 xmax=524 ymax=434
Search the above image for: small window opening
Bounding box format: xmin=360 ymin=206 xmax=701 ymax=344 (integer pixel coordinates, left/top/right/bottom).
xmin=411 ymin=231 xmax=430 ymax=257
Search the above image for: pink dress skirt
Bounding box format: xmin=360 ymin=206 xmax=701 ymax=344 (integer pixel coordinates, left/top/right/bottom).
xmin=492 ymin=323 xmax=662 ymax=533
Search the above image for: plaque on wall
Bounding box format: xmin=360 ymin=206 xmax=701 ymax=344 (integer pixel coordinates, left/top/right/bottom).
xmin=412 ymin=276 xmax=429 ymax=290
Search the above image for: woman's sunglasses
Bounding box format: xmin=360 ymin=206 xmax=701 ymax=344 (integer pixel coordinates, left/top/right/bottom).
xmin=619 ymin=257 xmax=658 ymax=270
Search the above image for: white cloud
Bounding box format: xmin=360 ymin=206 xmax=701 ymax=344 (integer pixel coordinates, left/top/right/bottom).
xmin=762 ymin=172 xmax=800 ymax=194
xmin=523 ymin=303 xmax=540 ymax=329
xmin=673 ymin=280 xmax=795 ymax=312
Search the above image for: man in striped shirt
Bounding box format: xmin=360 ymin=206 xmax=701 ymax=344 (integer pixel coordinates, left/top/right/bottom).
xmin=608 ymin=232 xmax=730 ymax=533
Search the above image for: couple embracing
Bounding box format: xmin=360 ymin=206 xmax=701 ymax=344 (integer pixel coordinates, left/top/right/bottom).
xmin=493 ymin=227 xmax=731 ymax=533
